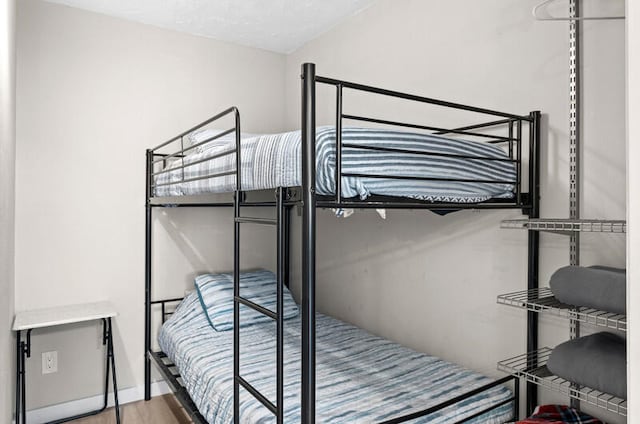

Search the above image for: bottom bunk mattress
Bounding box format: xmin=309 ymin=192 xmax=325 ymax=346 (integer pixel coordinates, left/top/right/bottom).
xmin=158 ymin=292 xmax=513 ymax=423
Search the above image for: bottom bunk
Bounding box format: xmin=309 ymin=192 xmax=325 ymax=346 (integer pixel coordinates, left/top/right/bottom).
xmin=151 ymin=292 xmax=518 ymax=423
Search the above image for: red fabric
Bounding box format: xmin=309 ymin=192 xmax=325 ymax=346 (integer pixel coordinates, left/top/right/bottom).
xmin=516 ymin=405 xmax=603 ymax=424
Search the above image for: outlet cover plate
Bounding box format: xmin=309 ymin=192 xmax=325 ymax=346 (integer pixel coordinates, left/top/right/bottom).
xmin=42 ymin=351 xmax=58 ymax=374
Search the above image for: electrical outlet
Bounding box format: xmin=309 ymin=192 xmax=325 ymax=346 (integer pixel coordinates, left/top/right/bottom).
xmin=42 ymin=351 xmax=58 ymax=374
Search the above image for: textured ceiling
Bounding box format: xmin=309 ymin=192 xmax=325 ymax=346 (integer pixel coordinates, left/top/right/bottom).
xmin=43 ymin=0 xmax=377 ymax=53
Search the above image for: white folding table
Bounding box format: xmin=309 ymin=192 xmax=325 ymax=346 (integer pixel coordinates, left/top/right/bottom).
xmin=13 ymin=301 xmax=120 ymax=424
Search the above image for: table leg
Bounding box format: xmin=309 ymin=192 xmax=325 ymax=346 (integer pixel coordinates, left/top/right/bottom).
xmin=22 ymin=331 xmax=30 ymax=424
xmin=107 ymin=318 xmax=120 ymax=423
xmin=15 ymin=330 xmax=21 ymax=424
xmin=101 ymin=318 xmax=109 ymax=412
xmin=45 ymin=321 xmax=118 ymax=424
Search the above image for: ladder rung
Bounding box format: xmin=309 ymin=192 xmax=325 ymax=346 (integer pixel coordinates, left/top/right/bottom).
xmin=238 ymin=376 xmax=277 ymax=415
xmin=235 ymin=296 xmax=277 ymax=320
xmin=235 ymin=217 xmax=277 ymax=225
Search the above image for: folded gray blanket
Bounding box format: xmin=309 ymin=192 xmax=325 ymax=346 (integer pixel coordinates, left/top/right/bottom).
xmin=547 ymin=332 xmax=626 ymax=399
xmin=549 ymin=265 xmax=626 ymax=314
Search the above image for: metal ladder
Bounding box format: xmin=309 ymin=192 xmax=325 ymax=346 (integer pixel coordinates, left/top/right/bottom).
xmin=231 ymin=63 xmax=317 ymax=423
xmin=233 ymin=186 xmax=286 ymax=424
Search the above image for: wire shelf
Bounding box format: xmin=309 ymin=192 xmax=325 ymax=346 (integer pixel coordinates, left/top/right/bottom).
xmin=497 ymin=288 xmax=626 ymax=332
xmin=498 ymin=348 xmax=627 ymax=416
xmin=501 ymin=219 xmax=626 ymax=233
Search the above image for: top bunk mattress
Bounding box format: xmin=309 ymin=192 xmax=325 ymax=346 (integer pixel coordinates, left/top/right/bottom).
xmin=154 ymin=127 xmax=516 ymax=203
xmin=158 ymin=292 xmax=513 ymax=423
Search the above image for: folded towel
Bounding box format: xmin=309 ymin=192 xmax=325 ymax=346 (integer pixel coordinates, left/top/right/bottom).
xmin=549 ymin=265 xmax=626 ymax=314
xmin=547 ymin=332 xmax=626 ymax=399
xmin=516 ymin=404 xmax=603 ymax=423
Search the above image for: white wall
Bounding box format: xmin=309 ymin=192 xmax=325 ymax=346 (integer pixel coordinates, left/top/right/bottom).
xmin=0 ymin=0 xmax=16 ymax=421
xmin=627 ymin=0 xmax=639 ymax=421
xmin=15 ymin=0 xmax=285 ymax=412
xmin=285 ymin=0 xmax=625 ymax=421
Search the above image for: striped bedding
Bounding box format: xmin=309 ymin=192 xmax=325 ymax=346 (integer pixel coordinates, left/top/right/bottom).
xmin=154 ymin=127 xmax=516 ymax=202
xmin=158 ymin=292 xmax=513 ymax=423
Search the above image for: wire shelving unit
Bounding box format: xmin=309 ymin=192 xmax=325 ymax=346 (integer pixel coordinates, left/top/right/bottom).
xmin=498 ymin=348 xmax=627 ymax=417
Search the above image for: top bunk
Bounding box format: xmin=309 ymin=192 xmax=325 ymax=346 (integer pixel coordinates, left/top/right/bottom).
xmin=146 ymin=64 xmax=540 ymax=213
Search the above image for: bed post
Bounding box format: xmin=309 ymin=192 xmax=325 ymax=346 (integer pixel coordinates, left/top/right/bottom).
xmin=233 ymin=108 xmax=242 ymax=424
xmin=526 ymin=111 xmax=541 ymax=415
xmin=144 ymin=149 xmax=153 ymax=401
xmin=301 ymin=62 xmax=317 ymax=424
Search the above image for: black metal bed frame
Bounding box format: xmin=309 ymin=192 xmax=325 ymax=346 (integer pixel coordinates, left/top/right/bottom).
xmin=144 ymin=62 xmax=541 ymax=423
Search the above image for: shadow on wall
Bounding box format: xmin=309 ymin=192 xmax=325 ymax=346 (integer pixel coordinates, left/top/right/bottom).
xmin=154 ymin=207 xmax=276 ymax=280
xmin=313 ymin=208 xmax=512 ymax=274
xmin=156 ymin=208 xmax=227 ymax=276
xmin=300 ymin=207 xmax=524 ymax=364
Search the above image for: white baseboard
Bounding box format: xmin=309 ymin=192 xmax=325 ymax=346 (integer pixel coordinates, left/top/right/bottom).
xmin=21 ymin=381 xmax=172 ymax=424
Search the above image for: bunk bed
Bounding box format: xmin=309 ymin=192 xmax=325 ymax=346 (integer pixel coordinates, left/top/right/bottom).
xmin=144 ymin=63 xmax=541 ymax=424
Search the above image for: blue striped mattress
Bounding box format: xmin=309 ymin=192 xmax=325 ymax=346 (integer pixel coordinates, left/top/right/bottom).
xmin=158 ymin=292 xmax=513 ymax=423
xmin=154 ymin=127 xmax=516 ymax=203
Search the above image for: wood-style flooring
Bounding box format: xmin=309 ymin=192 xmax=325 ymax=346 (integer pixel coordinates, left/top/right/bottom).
xmin=69 ymin=394 xmax=192 ymax=424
